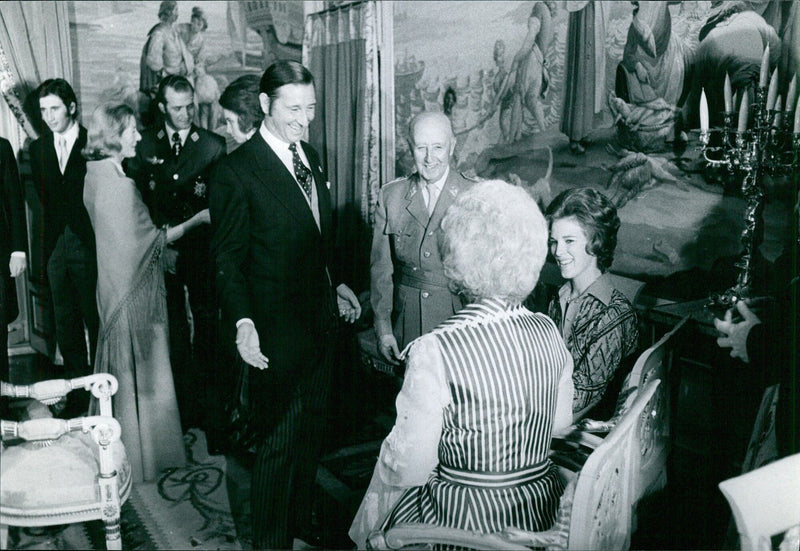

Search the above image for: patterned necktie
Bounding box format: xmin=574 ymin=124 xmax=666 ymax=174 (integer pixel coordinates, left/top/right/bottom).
xmin=289 ymin=142 xmax=312 ymax=200
xmin=171 ymin=131 xmax=182 ymax=157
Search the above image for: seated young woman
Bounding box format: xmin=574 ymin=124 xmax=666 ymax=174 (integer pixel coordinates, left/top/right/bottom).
xmin=545 ymin=188 xmax=639 ymax=416
xmin=349 ymin=179 xmax=574 ymax=548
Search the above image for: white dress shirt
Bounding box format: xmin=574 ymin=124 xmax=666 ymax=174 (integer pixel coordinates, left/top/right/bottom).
xmin=165 ymin=124 xmax=191 ymax=146
xmin=421 ymin=166 xmax=449 ymax=215
xmin=53 ymin=121 xmax=80 ymax=173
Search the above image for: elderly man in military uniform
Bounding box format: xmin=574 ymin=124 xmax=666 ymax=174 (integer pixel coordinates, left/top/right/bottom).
xmin=370 ymin=111 xmax=475 ymax=364
xmin=127 ymin=75 xmax=226 ymax=443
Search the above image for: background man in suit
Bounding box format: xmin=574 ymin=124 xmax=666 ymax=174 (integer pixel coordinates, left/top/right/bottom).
xmin=1 ymin=137 xmax=27 ymax=384
xmin=30 ymin=79 xmax=98 ymax=408
xmin=370 ymin=111 xmax=475 ymax=364
xmin=210 ymin=60 xmax=360 ymax=549
xmin=127 ymin=75 xmax=226 ymax=440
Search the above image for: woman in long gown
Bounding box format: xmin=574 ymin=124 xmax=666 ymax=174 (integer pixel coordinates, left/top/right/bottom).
xmin=82 ymin=103 xmax=210 ymax=482
xmin=350 ymin=180 xmax=574 ymax=548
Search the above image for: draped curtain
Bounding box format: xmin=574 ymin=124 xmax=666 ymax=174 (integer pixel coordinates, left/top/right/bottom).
xmin=304 ymin=1 xmax=380 ymax=293
xmin=0 ymin=1 xmax=73 ymax=143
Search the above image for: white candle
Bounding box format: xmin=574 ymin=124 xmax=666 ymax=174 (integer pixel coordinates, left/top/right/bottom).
xmin=766 ymin=68 xmax=778 ymax=111
xmin=786 ymin=75 xmax=797 ymax=115
xmin=700 ymin=88 xmax=709 ymax=132
xmin=794 ymin=96 xmax=800 ymax=133
xmin=772 ymin=96 xmax=782 ymax=128
xmin=738 ymin=92 xmax=750 ymax=133
xmin=759 ymin=45 xmax=770 ymax=88
xmin=724 ymin=73 xmax=733 ymax=113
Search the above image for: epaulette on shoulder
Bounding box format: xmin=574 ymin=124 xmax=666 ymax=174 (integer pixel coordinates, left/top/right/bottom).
xmin=460 ymin=170 xmax=482 ymax=183
xmin=382 ymin=175 xmax=409 ymax=188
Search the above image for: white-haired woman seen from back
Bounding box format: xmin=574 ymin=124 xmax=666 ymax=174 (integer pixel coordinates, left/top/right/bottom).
xmin=350 ymin=179 xmax=574 ymax=548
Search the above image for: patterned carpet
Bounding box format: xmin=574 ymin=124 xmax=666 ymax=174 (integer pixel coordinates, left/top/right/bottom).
xmin=7 ymin=430 xmax=241 ymax=550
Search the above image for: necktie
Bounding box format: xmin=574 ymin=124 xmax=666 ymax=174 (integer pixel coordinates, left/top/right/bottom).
xmin=425 ymin=183 xmax=438 ymax=216
xmin=58 ymin=135 xmax=68 ymax=173
xmin=172 ymin=131 xmax=182 ymax=157
xmin=289 ymin=142 xmax=312 ymax=200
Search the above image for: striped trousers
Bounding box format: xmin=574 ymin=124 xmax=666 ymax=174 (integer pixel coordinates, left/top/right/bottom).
xmin=250 ymin=337 xmax=333 ymax=549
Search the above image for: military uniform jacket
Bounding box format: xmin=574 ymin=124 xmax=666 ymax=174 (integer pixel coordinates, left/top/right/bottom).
xmin=370 ymin=169 xmax=474 ymax=348
xmin=127 ymin=124 xmax=226 ymax=232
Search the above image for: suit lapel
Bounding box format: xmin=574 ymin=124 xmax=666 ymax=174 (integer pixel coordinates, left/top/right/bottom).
xmin=63 ymin=126 xmax=87 ymax=175
xmin=303 ymin=142 xmax=330 ymax=240
xmin=249 ymin=135 xmax=319 ymax=232
xmin=403 ymin=174 xmax=429 ymax=228
xmin=43 ymin=133 xmax=60 ymax=176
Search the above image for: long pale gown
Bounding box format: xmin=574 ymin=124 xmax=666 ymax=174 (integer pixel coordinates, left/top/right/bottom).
xmin=84 ymin=157 xmax=185 ymax=483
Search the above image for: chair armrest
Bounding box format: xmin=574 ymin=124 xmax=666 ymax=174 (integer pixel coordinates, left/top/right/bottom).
xmin=1 ymin=374 xmax=118 ymax=407
xmin=382 ymin=523 xmax=532 ymax=551
xmin=1 ymin=416 xmax=121 ymax=444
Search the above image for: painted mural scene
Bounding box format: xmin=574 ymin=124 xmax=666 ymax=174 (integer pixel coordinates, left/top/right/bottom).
xmin=1 ymin=1 xmax=799 ymax=550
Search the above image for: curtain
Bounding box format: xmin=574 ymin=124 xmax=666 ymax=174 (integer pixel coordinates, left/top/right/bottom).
xmin=304 ymin=1 xmax=380 ymax=293
xmin=0 ymin=0 xmax=73 ymax=141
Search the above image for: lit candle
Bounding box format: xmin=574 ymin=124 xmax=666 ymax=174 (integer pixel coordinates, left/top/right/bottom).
xmin=759 ymin=45 xmax=770 ymax=88
xmin=772 ymin=96 xmax=782 ymax=128
xmin=700 ymin=88 xmax=709 ymax=132
xmin=794 ymin=96 xmax=800 ymax=133
xmin=724 ymin=73 xmax=733 ymax=113
xmin=786 ymin=74 xmax=797 ymax=115
xmin=766 ymin=68 xmax=778 ymax=111
xmin=738 ymin=92 xmax=749 ymax=132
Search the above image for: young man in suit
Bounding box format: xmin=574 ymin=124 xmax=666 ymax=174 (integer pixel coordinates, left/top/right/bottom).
xmin=127 ymin=75 xmax=226 ymax=440
xmin=210 ymin=60 xmax=361 ymax=549
xmin=30 ymin=79 xmax=98 ymax=405
xmin=1 ymin=137 xmax=27 ymax=384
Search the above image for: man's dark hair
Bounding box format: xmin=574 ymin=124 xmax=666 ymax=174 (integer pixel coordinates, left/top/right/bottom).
xmin=156 ymin=74 xmax=194 ymax=109
xmin=220 ymin=74 xmax=264 ymax=134
xmin=38 ymin=78 xmax=79 ymax=121
xmin=259 ymin=61 xmax=314 ymax=114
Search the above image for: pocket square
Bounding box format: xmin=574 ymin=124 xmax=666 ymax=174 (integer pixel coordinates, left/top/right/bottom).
xmin=326 ymin=181 xmax=332 ymax=190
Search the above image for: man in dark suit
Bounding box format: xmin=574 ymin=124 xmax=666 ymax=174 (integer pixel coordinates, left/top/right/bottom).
xmin=30 ymin=79 xmax=98 ymax=397
xmin=127 ymin=75 xmax=226 ymax=437
xmin=210 ymin=60 xmax=361 ymax=549
xmin=1 ymin=137 xmax=27 ymax=383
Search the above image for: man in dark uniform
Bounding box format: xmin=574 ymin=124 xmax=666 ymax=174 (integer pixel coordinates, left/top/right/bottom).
xmin=30 ymin=79 xmax=98 ymax=411
xmin=127 ymin=75 xmax=226 ymax=440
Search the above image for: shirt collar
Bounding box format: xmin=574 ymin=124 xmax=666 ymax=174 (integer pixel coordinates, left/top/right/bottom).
xmin=54 ymin=120 xmax=79 ymax=144
xmin=165 ymin=123 xmax=191 ymax=145
xmin=260 ymin=123 xmax=298 ymax=154
xmin=419 ymin=166 xmax=450 ymax=192
xmin=558 ymin=272 xmax=615 ymax=307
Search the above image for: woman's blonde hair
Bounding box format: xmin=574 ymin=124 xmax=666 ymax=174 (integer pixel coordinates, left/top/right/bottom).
xmin=83 ymin=103 xmax=136 ymax=161
xmin=441 ymin=179 xmax=548 ymax=303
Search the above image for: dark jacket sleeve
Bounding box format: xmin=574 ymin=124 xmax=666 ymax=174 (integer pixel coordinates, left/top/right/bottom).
xmin=1 ymin=139 xmax=26 ymax=253
xmin=209 ymin=158 xmax=252 ymax=325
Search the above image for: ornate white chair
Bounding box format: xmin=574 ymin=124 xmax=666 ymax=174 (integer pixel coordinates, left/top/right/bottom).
xmin=374 ymin=379 xmax=661 ymax=551
xmin=565 ymin=317 xmax=687 ymax=503
xmin=719 ymin=453 xmax=800 ymax=551
xmin=0 ymin=374 xmax=131 ymax=550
